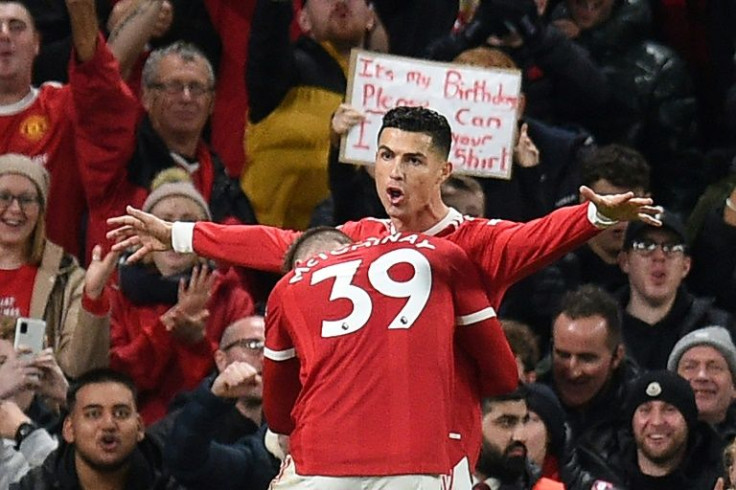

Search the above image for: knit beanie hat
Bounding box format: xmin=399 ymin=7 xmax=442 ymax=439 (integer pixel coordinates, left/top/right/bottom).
xmin=625 ymin=371 xmax=698 ymax=434
xmin=526 ymin=383 xmax=567 ymax=458
xmin=667 ymin=326 xmax=736 ymax=382
xmin=142 ymin=168 xmax=211 ymax=220
xmin=0 ymin=153 xmax=49 ymax=208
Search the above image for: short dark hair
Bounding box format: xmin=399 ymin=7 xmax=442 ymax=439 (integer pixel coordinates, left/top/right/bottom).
xmin=379 ymin=106 xmax=452 ymax=160
xmin=554 ymin=285 xmax=622 ymax=349
xmin=482 ymin=385 xmax=528 ymax=414
xmin=67 ymin=368 xmax=138 ymax=412
xmin=501 ymin=319 xmax=540 ymax=373
xmin=283 ymin=227 xmax=353 ymax=272
xmin=581 ymin=144 xmax=651 ymax=193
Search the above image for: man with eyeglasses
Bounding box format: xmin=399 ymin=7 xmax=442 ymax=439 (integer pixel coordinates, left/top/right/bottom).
xmin=148 ymin=315 xmax=265 ymax=443
xmin=617 ymin=210 xmax=735 ymax=370
xmin=67 ymin=0 xmax=255 ymax=264
xmin=156 ymin=315 xmax=280 ymax=490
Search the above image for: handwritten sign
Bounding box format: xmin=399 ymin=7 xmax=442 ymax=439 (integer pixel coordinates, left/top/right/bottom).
xmin=340 ymin=49 xmax=522 ymax=180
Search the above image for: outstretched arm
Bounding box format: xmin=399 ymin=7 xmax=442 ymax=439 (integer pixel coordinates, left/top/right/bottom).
xmin=108 ymin=206 xmax=299 ymax=272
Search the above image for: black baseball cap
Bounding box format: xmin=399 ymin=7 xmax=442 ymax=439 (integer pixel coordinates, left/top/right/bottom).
xmin=623 ymin=209 xmax=687 ymax=250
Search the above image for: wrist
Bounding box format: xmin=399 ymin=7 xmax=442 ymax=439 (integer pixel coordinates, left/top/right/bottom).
xmin=83 ymin=284 xmax=103 ymax=301
xmin=14 ymin=420 xmax=38 ymax=449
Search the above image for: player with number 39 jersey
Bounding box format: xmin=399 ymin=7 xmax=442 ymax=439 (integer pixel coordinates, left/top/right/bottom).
xmin=263 ymin=233 xmax=518 ymax=481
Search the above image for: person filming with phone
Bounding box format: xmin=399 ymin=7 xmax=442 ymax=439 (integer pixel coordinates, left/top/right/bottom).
xmin=0 ymin=154 xmax=118 ymax=379
xmin=0 ymin=319 xmax=68 ymax=489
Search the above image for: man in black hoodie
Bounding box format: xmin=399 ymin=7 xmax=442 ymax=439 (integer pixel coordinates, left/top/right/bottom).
xmin=12 ymin=368 xmax=177 ymax=490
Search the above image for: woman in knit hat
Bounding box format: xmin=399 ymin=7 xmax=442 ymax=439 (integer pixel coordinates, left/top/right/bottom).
xmin=109 ymin=168 xmax=255 ymax=424
xmin=0 ymin=154 xmax=117 ymax=379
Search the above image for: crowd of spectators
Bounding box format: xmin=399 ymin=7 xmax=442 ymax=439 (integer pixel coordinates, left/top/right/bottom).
xmin=1 ymin=0 xmax=736 ymax=488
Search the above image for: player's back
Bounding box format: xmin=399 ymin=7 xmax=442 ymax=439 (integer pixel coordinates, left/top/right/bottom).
xmin=271 ymin=233 xmax=478 ymax=476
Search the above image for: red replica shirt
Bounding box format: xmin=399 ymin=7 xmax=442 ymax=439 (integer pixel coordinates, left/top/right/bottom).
xmin=263 ymin=234 xmax=517 ymax=476
xmin=184 ymin=202 xmax=598 ymax=465
xmin=0 ymin=84 xmax=86 ymax=258
xmin=0 ymin=264 xmax=38 ymax=318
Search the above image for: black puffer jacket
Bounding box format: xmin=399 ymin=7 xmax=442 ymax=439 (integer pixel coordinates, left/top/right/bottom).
xmin=572 ymin=421 xmax=723 ymax=490
xmin=550 ymin=0 xmax=700 ymax=213
xmin=12 ymin=438 xmax=180 ymax=490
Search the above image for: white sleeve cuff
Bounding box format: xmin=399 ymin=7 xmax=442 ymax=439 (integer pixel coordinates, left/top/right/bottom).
xmin=171 ymin=222 xmax=195 ymax=253
xmin=265 ymin=429 xmax=287 ymax=461
xmin=587 ymin=201 xmax=618 ymax=229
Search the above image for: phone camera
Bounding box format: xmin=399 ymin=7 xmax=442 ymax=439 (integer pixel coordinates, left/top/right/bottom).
xmin=20 ymin=322 xmax=28 ymax=334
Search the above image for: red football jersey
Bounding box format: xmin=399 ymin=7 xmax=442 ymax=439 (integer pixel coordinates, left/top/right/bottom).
xmin=0 ymin=84 xmax=86 ymax=258
xmin=185 ymin=202 xmax=596 ymax=466
xmin=263 ymin=233 xmax=516 ymax=476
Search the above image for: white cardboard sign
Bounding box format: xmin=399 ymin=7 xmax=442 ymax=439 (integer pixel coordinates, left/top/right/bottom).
xmin=340 ymin=49 xmax=522 ymax=180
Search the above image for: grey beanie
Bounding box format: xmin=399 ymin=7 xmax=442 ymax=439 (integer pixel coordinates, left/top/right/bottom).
xmin=667 ymin=326 xmax=736 ymax=381
xmin=0 ymin=153 xmax=49 ymax=208
xmin=142 ymin=181 xmax=211 ymax=220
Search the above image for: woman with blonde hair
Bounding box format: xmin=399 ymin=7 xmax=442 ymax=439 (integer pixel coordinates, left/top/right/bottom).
xmin=0 ymin=154 xmax=117 ymax=378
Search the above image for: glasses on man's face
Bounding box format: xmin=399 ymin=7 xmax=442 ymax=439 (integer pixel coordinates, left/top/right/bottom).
xmin=149 ymin=80 xmax=213 ymax=97
xmin=0 ymin=191 xmax=40 ymax=212
xmin=630 ymin=239 xmax=686 ymax=257
xmin=222 ymin=338 xmax=265 ymax=353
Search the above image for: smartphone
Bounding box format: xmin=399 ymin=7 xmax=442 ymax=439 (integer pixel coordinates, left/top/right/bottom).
xmin=14 ymin=317 xmax=46 ymax=358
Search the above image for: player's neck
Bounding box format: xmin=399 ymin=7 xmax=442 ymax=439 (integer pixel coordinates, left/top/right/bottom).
xmin=0 ymin=79 xmax=32 ymax=106
xmin=391 ymin=203 xmax=450 ymax=234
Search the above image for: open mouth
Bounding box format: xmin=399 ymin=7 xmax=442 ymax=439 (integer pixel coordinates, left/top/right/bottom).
xmin=646 ymin=433 xmax=671 ymax=445
xmin=0 ymin=217 xmax=22 ymax=226
xmin=650 ymin=270 xmax=667 ymax=283
xmin=386 ymin=187 xmax=404 ymax=205
xmin=99 ymin=434 xmax=121 ymax=452
xmin=693 ymin=388 xmax=716 ymax=398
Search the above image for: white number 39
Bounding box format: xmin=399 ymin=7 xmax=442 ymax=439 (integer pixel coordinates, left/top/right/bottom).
xmin=310 ymin=249 xmax=432 ymax=338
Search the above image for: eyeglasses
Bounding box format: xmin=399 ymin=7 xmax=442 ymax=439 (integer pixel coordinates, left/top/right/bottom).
xmin=630 ymin=240 xmax=686 ymax=257
xmin=222 ymin=338 xmax=265 ymax=352
xmin=0 ymin=192 xmax=40 ymax=212
xmin=148 ymin=81 xmax=214 ymax=97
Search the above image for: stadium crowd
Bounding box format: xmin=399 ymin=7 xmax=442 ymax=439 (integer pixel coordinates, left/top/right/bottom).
xmin=1 ymin=0 xmax=736 ymax=488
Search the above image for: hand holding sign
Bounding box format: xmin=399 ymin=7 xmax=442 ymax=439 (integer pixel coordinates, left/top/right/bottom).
xmin=340 ymin=49 xmax=522 ymax=180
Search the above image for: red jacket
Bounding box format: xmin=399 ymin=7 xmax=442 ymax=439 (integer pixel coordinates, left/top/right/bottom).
xmin=70 ymin=34 xmax=222 ymax=263
xmin=109 ymin=267 xmax=254 ymax=424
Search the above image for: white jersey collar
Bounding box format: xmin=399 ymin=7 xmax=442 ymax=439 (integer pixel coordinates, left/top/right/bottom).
xmin=388 ymin=207 xmax=463 ymax=236
xmin=0 ymin=87 xmax=39 ymax=116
